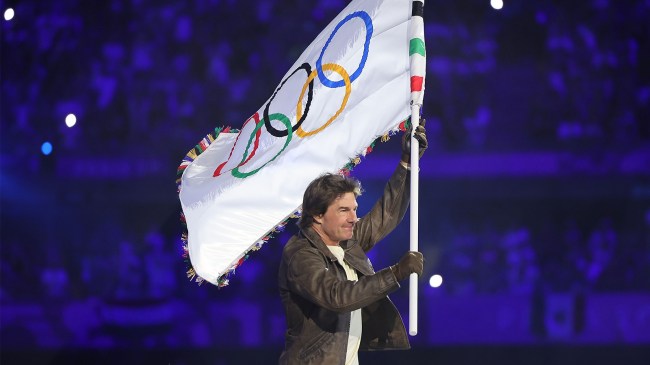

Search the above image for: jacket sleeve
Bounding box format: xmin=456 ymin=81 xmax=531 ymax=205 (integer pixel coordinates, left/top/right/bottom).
xmin=286 ymin=246 xmax=400 ymax=313
xmin=353 ymin=164 xmax=410 ymax=252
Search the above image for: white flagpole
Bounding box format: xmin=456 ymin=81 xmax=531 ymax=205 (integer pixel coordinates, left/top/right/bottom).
xmin=409 ymin=104 xmax=420 ymax=336
xmin=408 ymin=0 xmax=426 ymax=337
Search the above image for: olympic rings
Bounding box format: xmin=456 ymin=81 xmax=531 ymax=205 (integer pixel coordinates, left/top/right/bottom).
xmin=213 ymin=10 xmax=373 ymax=180
xmin=213 ymin=112 xmax=261 ymax=177
xmin=232 ymin=113 xmax=293 ymax=178
xmin=264 ymin=63 xmax=313 ymax=137
xmin=316 ymin=11 xmax=372 ymax=88
xmin=295 ymin=63 xmax=351 ymax=138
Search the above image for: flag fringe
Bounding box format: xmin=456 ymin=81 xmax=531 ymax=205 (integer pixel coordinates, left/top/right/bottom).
xmin=177 ymin=118 xmax=409 ymax=288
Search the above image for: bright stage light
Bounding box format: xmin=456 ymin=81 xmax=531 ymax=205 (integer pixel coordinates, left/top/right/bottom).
xmin=41 ymin=142 xmax=53 ymax=155
xmin=65 ymin=113 xmax=77 ymax=127
xmin=490 ymin=0 xmax=504 ymax=10
xmin=4 ymin=8 xmax=14 ymax=21
xmin=429 ymin=274 xmax=443 ymax=288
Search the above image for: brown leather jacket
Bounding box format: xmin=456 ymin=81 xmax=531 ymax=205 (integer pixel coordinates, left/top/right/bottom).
xmin=278 ymin=165 xmax=411 ymax=365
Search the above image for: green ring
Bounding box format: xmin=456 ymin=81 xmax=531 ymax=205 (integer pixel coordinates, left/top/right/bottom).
xmin=232 ymin=113 xmax=293 ymax=178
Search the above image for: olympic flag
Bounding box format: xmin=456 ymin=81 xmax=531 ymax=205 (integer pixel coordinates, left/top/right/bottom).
xmin=177 ymin=0 xmax=425 ymax=287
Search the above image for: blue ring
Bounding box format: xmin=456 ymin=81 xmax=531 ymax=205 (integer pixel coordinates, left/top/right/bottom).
xmin=316 ymin=11 xmax=373 ymax=88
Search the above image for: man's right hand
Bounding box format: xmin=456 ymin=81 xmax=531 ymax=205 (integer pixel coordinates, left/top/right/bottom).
xmin=391 ymin=251 xmax=424 ymax=281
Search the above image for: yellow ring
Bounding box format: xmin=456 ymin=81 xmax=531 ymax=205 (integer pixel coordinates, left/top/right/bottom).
xmin=296 ymin=63 xmax=351 ymax=137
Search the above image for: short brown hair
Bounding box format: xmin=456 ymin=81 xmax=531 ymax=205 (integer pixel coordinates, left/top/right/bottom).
xmin=298 ymin=174 xmax=362 ymax=230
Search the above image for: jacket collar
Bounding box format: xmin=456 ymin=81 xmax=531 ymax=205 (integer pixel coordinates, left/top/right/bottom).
xmin=301 ymin=226 xmax=374 ymax=276
xmin=301 ymin=226 xmax=360 ymax=261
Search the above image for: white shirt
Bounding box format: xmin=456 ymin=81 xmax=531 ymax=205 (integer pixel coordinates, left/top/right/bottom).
xmin=327 ymin=245 xmax=361 ymax=365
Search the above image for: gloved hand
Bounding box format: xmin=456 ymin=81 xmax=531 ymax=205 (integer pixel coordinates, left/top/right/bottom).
xmin=401 ymin=118 xmax=428 ymax=165
xmin=390 ymin=251 xmax=424 ymax=282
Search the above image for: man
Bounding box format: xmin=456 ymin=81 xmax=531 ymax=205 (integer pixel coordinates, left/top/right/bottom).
xmin=278 ymin=122 xmax=427 ymax=365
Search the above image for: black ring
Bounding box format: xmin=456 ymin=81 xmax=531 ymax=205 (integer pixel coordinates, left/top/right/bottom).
xmin=263 ymin=63 xmax=314 ymax=137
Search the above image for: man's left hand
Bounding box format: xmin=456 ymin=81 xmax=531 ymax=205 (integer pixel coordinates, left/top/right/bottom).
xmin=401 ymin=118 xmax=428 ymax=164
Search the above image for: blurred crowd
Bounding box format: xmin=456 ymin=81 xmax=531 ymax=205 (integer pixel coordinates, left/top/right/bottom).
xmin=437 ymin=211 xmax=650 ymax=295
xmin=1 ymin=0 xmax=648 ymax=158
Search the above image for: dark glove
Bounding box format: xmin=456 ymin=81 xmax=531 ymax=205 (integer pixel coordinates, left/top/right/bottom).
xmin=401 ymin=118 xmax=428 ymax=164
xmin=391 ymin=251 xmax=424 ymax=282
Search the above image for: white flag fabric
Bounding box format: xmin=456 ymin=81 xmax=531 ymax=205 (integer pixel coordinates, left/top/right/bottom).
xmin=178 ymin=0 xmax=416 ymax=286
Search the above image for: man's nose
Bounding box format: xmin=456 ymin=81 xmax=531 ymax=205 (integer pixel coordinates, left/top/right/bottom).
xmin=348 ymin=211 xmax=357 ymax=222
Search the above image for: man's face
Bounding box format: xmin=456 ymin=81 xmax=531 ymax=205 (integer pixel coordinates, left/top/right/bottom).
xmin=313 ymin=192 xmax=358 ymax=246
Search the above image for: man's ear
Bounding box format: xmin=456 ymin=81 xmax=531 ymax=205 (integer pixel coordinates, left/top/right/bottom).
xmin=313 ymin=214 xmax=323 ymax=225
